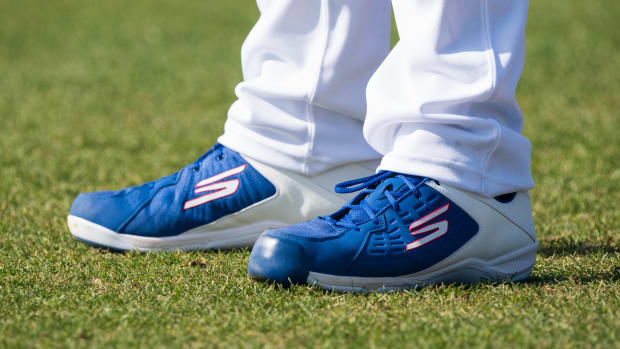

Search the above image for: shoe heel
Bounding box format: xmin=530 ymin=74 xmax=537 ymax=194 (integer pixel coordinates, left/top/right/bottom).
xmin=485 ymin=242 xmax=538 ymax=282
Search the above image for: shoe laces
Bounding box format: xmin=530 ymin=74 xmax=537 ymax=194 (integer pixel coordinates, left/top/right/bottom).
xmin=321 ymin=171 xmax=429 ymax=229
xmin=191 ymin=143 xmax=225 ymax=172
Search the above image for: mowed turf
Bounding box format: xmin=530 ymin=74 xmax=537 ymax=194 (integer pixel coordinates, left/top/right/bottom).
xmin=0 ymin=0 xmax=618 ymax=347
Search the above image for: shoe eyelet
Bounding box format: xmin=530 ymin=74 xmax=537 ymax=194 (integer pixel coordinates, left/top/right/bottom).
xmin=192 ymin=167 xmax=199 ymax=172
xmin=216 ymin=154 xmax=224 ymax=160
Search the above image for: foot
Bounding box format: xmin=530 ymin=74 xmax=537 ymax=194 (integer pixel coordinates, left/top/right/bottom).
xmin=248 ymin=171 xmax=538 ymax=292
xmin=67 ymin=143 xmax=378 ymax=251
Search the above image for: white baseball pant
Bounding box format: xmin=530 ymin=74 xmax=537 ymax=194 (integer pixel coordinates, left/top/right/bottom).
xmin=218 ymin=0 xmax=533 ymax=197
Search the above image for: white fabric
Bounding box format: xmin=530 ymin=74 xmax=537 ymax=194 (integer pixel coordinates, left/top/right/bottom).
xmin=219 ymin=0 xmax=534 ymax=197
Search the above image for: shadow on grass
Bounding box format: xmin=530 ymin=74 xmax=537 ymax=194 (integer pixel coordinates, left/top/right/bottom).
xmin=537 ymin=237 xmax=619 ymax=257
xmin=525 ymin=270 xmax=620 ymax=286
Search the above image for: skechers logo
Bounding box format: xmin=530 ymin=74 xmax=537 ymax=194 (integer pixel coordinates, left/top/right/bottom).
xmin=183 ymin=164 xmax=246 ymax=210
xmin=406 ymin=203 xmax=450 ymax=251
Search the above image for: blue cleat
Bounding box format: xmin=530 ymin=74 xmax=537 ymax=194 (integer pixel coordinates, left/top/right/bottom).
xmin=248 ymin=171 xmax=538 ymax=292
xmin=68 ymin=143 xmax=378 ymax=251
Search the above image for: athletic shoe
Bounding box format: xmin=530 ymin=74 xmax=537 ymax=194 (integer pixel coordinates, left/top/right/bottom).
xmin=67 ymin=143 xmax=378 ymax=251
xmin=248 ymin=171 xmax=538 ymax=292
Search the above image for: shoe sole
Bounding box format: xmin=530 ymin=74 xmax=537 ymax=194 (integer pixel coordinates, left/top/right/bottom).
xmin=67 ymin=215 xmax=287 ymax=252
xmin=305 ymin=243 xmax=538 ymax=293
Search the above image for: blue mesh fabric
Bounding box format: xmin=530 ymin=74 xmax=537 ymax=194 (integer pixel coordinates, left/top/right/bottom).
xmin=275 ymin=218 xmax=344 ymax=240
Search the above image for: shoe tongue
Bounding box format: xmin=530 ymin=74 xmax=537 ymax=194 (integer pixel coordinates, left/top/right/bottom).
xmin=339 ymin=176 xmax=410 ymax=225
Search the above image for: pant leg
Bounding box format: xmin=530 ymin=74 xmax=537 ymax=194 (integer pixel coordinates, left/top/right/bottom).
xmin=219 ymin=0 xmax=390 ymax=175
xmin=365 ymin=0 xmax=533 ymax=197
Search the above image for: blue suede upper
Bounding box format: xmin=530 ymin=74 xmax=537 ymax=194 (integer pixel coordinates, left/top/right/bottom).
xmin=70 ymin=144 xmax=276 ymax=237
xmin=254 ymin=172 xmax=479 ymax=278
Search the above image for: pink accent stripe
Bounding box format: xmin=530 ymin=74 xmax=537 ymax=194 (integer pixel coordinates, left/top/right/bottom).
xmin=409 ymin=203 xmax=450 ymax=230
xmin=195 ymin=164 xmax=246 ymax=188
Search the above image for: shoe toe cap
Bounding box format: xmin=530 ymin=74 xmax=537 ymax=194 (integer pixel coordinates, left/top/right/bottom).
xmin=248 ymin=233 xmax=310 ymax=286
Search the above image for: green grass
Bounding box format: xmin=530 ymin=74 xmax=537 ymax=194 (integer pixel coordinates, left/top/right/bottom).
xmin=1 ymin=0 xmax=618 ymax=347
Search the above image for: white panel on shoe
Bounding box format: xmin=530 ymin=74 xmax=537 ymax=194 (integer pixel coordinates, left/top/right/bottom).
xmin=474 ymin=191 xmax=537 ymax=241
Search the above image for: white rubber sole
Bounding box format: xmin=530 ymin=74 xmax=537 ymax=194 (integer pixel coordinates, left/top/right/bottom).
xmin=67 ymin=215 xmax=287 ymax=252
xmin=306 ymin=242 xmax=538 ymax=293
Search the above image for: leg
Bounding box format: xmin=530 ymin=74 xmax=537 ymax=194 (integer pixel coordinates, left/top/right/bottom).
xmin=219 ymin=0 xmax=390 ymax=175
xmin=249 ymin=0 xmax=539 ymax=292
xmin=366 ymin=0 xmax=532 ymax=197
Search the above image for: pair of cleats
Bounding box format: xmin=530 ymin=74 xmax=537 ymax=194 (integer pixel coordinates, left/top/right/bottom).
xmin=68 ymin=144 xmax=538 ymax=292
